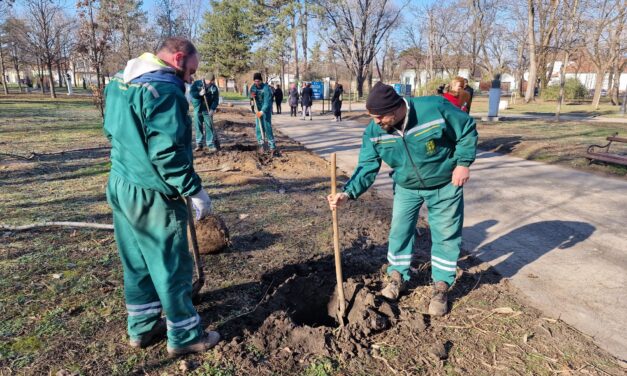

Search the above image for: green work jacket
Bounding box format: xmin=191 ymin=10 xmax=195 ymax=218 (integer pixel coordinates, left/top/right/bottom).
xmin=250 ymin=83 xmax=273 ymax=114
xmin=103 ymin=53 xmax=202 ymax=197
xmin=189 ymin=80 xmax=219 ymax=112
xmin=344 ymin=96 xmax=478 ymax=198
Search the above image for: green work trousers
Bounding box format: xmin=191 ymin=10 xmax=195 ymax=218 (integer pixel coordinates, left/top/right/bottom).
xmin=387 ymin=182 xmax=464 ymax=285
xmin=106 ymin=174 xmax=203 ymax=349
xmin=194 ymin=110 xmax=216 ymax=149
xmin=255 ymin=112 xmax=276 ymax=149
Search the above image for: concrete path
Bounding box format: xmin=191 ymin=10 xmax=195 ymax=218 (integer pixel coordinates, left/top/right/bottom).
xmin=271 ymin=111 xmax=627 ymax=361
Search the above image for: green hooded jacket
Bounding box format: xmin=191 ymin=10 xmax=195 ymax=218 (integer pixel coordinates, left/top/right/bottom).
xmin=103 ymin=53 xmax=202 ymax=197
xmin=344 ymin=96 xmax=477 ymax=199
xmin=189 ymin=79 xmax=219 ymax=112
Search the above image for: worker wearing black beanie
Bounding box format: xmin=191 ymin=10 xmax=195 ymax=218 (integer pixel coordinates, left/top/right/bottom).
xmin=366 ymin=82 xmax=405 ymax=115
xmin=327 ymin=83 xmax=478 ymax=317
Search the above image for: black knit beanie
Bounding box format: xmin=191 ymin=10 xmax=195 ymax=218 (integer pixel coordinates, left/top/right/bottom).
xmin=253 ymin=72 xmax=263 ymax=81
xmin=366 ymin=82 xmax=404 ymax=115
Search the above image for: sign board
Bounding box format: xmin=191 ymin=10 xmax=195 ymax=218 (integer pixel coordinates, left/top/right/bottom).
xmin=393 ymin=83 xmax=402 ymax=95
xmin=311 ymin=81 xmax=324 ymax=100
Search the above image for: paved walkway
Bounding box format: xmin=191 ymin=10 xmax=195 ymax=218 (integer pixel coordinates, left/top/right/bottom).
xmin=271 ymin=111 xmax=627 ymax=361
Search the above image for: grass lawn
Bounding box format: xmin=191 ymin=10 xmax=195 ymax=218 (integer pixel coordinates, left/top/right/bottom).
xmin=470 ymin=96 xmax=626 ymax=118
xmin=477 ymin=119 xmax=627 ymax=177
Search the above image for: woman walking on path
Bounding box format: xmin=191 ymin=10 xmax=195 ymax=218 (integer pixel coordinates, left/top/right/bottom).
xmin=274 ymin=84 xmax=283 ymax=114
xmin=288 ymin=83 xmax=299 ymax=117
xmin=332 ymin=83 xmax=344 ymax=122
xmin=301 ymin=83 xmax=313 ymax=120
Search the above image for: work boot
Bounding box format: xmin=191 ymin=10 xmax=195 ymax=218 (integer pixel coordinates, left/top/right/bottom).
xmin=194 ymin=146 xmax=203 ymax=152
xmin=129 ymin=318 xmax=166 ymax=349
xmin=167 ymin=330 xmax=221 ymax=357
xmin=428 ymin=281 xmax=449 ymax=317
xmin=257 ymin=145 xmax=266 ymax=155
xmin=205 ymin=146 xmax=218 ymax=154
xmin=381 ymin=270 xmax=406 ymax=301
xmin=270 ymin=148 xmax=281 ymax=158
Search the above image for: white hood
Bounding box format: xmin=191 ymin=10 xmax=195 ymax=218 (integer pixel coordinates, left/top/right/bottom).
xmin=122 ymin=53 xmax=175 ymax=83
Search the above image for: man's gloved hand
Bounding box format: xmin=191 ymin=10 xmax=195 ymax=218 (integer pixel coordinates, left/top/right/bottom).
xmin=199 ymin=88 xmax=206 ymax=96
xmin=256 ymin=111 xmax=263 ymax=118
xmin=208 ymin=109 xmax=215 ymax=117
xmin=190 ymin=189 xmax=212 ymax=220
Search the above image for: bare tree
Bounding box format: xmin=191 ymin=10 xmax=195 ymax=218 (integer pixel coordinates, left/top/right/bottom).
xmin=583 ymin=0 xmax=625 ymax=109
xmin=319 ymin=0 xmax=405 ymax=97
xmin=22 ymin=0 xmax=68 ymax=98
xmin=555 ymin=0 xmax=581 ymax=120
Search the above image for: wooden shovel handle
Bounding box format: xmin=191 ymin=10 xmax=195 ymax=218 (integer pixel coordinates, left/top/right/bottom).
xmin=331 ymin=153 xmax=346 ymax=324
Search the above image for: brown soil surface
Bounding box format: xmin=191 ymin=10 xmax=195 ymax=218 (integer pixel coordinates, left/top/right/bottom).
xmin=1 ymin=104 xmax=624 ymax=375
xmin=194 ymin=214 xmax=230 ymax=255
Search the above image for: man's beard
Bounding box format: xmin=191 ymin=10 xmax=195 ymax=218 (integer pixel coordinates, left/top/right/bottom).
xmin=175 ymin=57 xmax=188 ymax=82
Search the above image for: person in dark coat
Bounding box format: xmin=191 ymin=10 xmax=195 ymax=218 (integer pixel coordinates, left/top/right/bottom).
xmin=288 ymin=83 xmax=299 ymax=117
xmin=301 ymin=83 xmax=313 ymax=120
xmin=463 ymin=78 xmax=474 ymax=113
xmin=332 ymin=83 xmax=344 ymax=122
xmin=274 ymin=84 xmax=284 ymax=114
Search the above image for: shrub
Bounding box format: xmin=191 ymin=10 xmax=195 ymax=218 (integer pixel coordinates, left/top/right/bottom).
xmin=542 ymin=78 xmax=587 ymax=101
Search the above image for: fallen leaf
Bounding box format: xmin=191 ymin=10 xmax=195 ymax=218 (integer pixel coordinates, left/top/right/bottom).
xmin=52 ymin=273 xmax=62 ymax=279
xmin=239 ymin=214 xmax=249 ymax=220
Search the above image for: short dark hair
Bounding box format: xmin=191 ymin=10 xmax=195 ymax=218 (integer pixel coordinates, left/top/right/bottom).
xmin=157 ymin=37 xmax=197 ymax=56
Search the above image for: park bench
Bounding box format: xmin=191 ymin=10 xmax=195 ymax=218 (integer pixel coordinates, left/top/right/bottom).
xmin=586 ymin=133 xmax=627 ymax=166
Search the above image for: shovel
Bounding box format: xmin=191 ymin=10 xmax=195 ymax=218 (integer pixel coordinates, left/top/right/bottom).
xmin=186 ymin=197 xmax=205 ymax=303
xmin=330 ymin=153 xmax=347 ymax=326
xmin=252 ymin=93 xmax=267 ymax=152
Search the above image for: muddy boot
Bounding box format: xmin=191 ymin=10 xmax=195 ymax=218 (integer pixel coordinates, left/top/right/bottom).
xmin=194 ymin=146 xmax=203 ymax=152
xmin=257 ymin=145 xmax=266 ymax=155
xmin=428 ymin=281 xmax=449 ymax=317
xmin=270 ymin=148 xmax=281 ymax=158
xmin=129 ymin=318 xmax=166 ymax=349
xmin=167 ymin=331 xmax=221 ymax=357
xmin=381 ymin=270 xmax=406 ymax=301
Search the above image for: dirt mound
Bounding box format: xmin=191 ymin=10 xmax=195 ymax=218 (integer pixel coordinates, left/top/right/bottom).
xmin=194 ymin=214 xmax=230 ymax=254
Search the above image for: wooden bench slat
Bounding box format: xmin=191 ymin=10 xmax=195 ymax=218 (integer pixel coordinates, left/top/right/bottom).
xmin=587 ymin=152 xmax=627 ymax=166
xmin=606 ymin=136 xmax=627 ymax=143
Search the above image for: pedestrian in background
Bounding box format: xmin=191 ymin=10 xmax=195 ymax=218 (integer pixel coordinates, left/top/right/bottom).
xmin=332 ymin=83 xmax=344 ymax=122
xmin=301 ymin=82 xmax=313 ymax=121
xmin=463 ymin=78 xmax=474 ymax=113
xmin=288 ymin=83 xmax=299 ymax=117
xmin=443 ymin=76 xmax=471 ymax=113
xmin=274 ymin=84 xmax=283 ymax=114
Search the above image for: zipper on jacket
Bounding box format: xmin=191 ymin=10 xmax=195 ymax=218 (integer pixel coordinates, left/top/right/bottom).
xmin=401 ymin=135 xmax=427 ymax=188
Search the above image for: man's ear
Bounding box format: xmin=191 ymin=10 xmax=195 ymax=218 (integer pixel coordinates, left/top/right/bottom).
xmin=173 ymin=52 xmax=185 ymax=69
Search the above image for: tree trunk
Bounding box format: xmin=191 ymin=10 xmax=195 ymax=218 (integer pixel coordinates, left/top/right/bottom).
xmin=525 ymin=0 xmax=537 ymax=103
xmin=47 ymin=62 xmax=56 ymax=98
xmin=291 ymin=13 xmax=299 ymax=81
xmin=57 ymin=62 xmax=63 ymax=88
xmin=0 ymin=43 xmax=8 ymax=95
xmin=300 ymin=2 xmax=308 ymax=78
xmin=591 ymin=67 xmax=604 ymax=109
xmin=609 ymin=63 xmax=622 ymax=105
xmin=356 ymin=71 xmax=365 ymax=98
xmin=556 ymin=51 xmax=569 ymax=121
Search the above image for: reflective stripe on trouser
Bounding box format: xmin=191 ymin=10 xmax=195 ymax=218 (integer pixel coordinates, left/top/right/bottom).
xmin=387 ymin=182 xmax=464 ymax=285
xmin=193 ymin=110 xmax=215 ymax=148
xmin=106 ymin=174 xmax=203 ymax=348
xmin=255 ymin=112 xmax=276 ymax=149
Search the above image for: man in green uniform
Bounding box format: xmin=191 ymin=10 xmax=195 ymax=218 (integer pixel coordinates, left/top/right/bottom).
xmin=250 ymin=72 xmax=279 ymax=156
xmin=189 ymin=74 xmax=220 ymax=152
xmin=327 ymin=82 xmax=477 ymax=316
xmin=103 ymin=37 xmax=220 ymax=356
